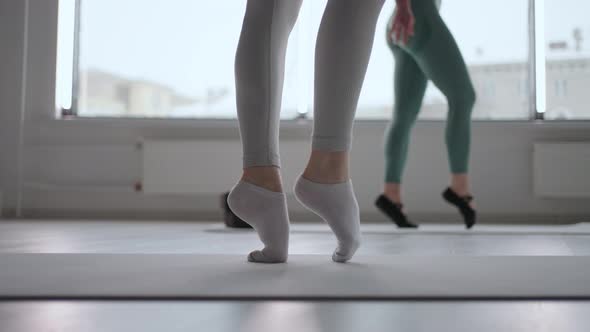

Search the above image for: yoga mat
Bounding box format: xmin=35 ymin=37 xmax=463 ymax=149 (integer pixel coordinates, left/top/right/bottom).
xmin=1 ymin=254 xmax=588 ymax=300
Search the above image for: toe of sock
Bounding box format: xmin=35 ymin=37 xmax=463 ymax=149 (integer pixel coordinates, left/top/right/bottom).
xmin=247 ymin=250 xmax=287 ymax=264
xmin=332 ymin=251 xmax=354 ymax=263
xmin=332 ymin=241 xmax=360 ymax=263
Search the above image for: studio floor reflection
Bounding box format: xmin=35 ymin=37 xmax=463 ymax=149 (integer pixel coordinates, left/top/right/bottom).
xmin=1 ymin=221 xmax=590 ymax=331
xmin=2 ymin=301 xmax=590 ymax=332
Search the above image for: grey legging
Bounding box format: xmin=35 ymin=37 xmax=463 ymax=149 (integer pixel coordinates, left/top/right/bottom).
xmin=235 ymin=0 xmax=386 ymax=167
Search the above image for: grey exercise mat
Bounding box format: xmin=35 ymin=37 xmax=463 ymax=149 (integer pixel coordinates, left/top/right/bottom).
xmin=1 ymin=254 xmax=589 ymax=299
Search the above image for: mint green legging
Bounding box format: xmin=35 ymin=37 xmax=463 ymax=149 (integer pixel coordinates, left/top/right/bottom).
xmin=384 ymin=0 xmax=476 ymax=183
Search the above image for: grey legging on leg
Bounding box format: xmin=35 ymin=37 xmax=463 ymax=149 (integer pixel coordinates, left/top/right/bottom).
xmin=235 ymin=0 xmax=385 ymax=168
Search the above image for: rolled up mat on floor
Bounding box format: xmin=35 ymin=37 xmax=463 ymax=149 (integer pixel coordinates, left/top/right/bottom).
xmin=221 ymin=192 xmax=252 ymax=229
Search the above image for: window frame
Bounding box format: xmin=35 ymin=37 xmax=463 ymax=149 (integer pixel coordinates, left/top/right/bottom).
xmin=53 ymin=0 xmax=589 ymax=124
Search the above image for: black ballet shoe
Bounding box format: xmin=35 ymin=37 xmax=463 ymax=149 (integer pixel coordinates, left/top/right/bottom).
xmin=221 ymin=192 xmax=252 ymax=229
xmin=375 ymin=195 xmax=419 ymax=229
xmin=442 ymin=187 xmax=476 ymax=229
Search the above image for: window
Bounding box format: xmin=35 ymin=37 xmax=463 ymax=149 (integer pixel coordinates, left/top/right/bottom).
xmin=71 ymin=1 xmax=255 ymax=118
xmin=553 ymin=79 xmax=568 ymax=98
xmin=57 ymin=0 xmax=324 ymax=119
xmin=55 ymin=0 xmax=588 ymax=121
xmin=363 ymin=0 xmax=530 ymax=120
xmin=543 ymin=0 xmax=590 ymax=120
xmin=439 ymin=0 xmax=529 ymax=120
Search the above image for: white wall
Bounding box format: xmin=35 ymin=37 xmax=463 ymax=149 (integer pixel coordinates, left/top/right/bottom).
xmin=0 ymin=0 xmax=26 ymax=215
xmin=1 ymin=0 xmax=589 ymax=223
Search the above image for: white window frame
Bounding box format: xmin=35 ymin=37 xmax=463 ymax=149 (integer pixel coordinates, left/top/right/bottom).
xmin=52 ymin=0 xmax=550 ymax=123
xmin=28 ymin=0 xmax=590 ymax=126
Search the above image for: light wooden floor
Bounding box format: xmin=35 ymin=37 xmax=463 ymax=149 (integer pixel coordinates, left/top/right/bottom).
xmin=1 ymin=220 xmax=590 ymax=332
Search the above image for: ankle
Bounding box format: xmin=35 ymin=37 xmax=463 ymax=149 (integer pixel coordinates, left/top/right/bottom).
xmin=384 ymin=192 xmax=402 ymax=205
xmin=302 ymin=150 xmax=349 ymax=184
xmin=383 ymin=183 xmax=402 ymax=205
xmin=451 ymin=174 xmax=470 ymax=197
xmin=450 ymin=185 xmax=469 ymax=197
xmin=242 ymin=167 xmax=283 ymax=192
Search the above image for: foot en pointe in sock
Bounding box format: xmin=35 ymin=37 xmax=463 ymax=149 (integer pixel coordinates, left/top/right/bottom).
xmin=227 ymin=181 xmax=289 ymax=263
xmin=294 ymin=176 xmax=361 ymax=263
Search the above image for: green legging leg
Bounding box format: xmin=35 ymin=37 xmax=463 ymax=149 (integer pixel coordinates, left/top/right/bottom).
xmin=384 ymin=0 xmax=476 ymax=184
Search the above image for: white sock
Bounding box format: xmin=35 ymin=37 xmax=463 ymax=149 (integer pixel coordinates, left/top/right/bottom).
xmin=227 ymin=181 xmax=289 ymax=263
xmin=294 ymin=176 xmax=361 ymax=263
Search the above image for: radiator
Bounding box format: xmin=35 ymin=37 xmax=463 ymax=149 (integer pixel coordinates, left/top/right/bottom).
xmin=141 ymin=140 xmax=307 ymax=194
xmin=534 ymin=143 xmax=590 ymax=198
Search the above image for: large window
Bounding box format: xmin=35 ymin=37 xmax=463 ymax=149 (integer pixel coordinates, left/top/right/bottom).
xmin=435 ymin=0 xmax=530 ymax=120
xmin=55 ymin=0 xmax=588 ymax=121
xmin=325 ymin=0 xmax=529 ymax=120
xmin=543 ymin=0 xmax=590 ymax=120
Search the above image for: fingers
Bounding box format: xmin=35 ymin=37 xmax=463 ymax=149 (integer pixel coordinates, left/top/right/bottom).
xmin=393 ymin=22 xmax=401 ymax=43
xmin=392 ymin=14 xmax=415 ymax=46
xmin=399 ymin=27 xmax=408 ymax=45
xmin=398 ymin=25 xmax=407 ymax=45
xmin=404 ymin=19 xmax=416 ymax=45
xmin=390 ymin=14 xmax=396 ymax=40
xmin=404 ymin=19 xmax=414 ymax=44
xmin=389 ymin=20 xmax=396 ymax=40
xmin=390 ymin=24 xmax=395 ymax=41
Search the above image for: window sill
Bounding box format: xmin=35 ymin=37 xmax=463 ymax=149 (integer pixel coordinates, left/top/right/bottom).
xmin=45 ymin=116 xmax=590 ymax=131
xmin=29 ymin=115 xmax=590 ymax=146
xmin=54 ymin=116 xmax=314 ymax=129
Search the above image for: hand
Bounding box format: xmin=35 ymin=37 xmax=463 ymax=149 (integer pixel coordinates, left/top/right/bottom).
xmin=390 ymin=0 xmax=415 ymax=45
